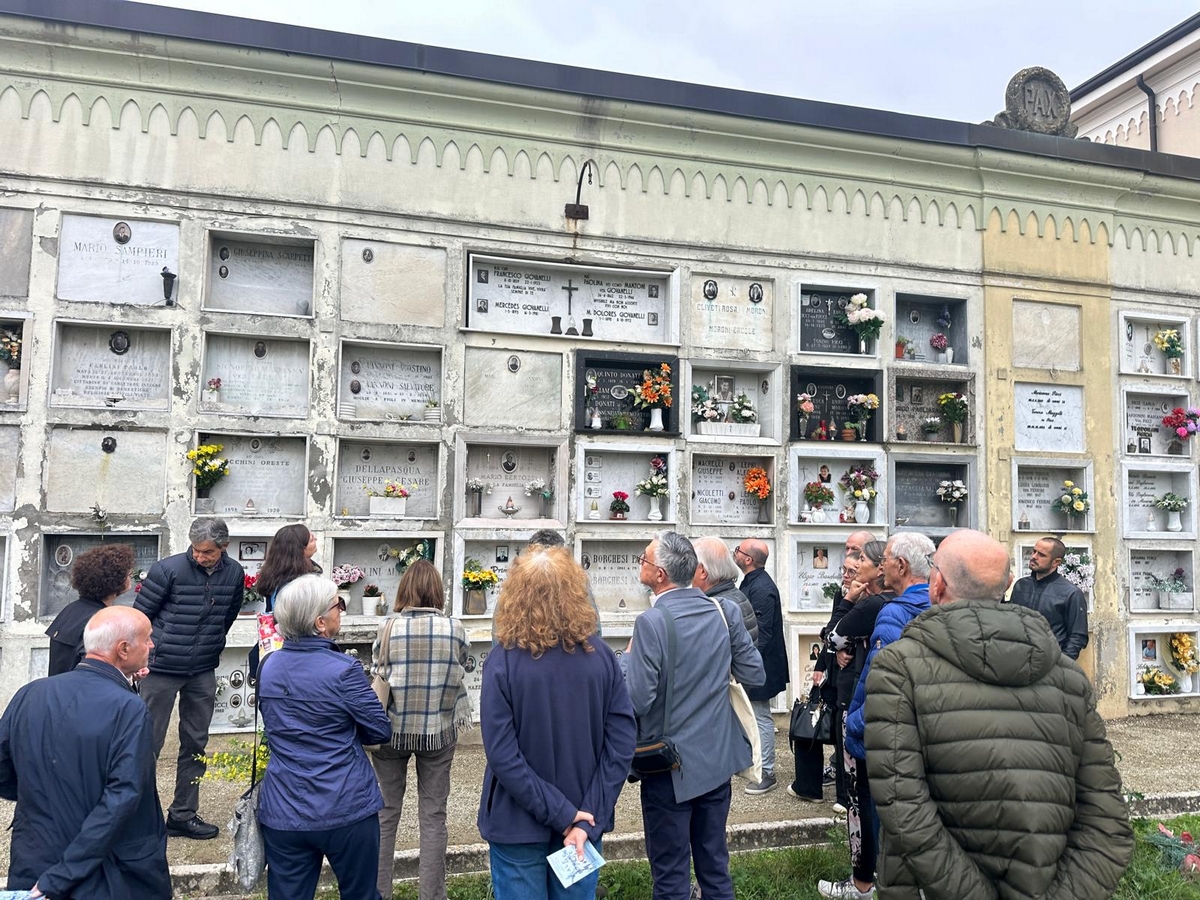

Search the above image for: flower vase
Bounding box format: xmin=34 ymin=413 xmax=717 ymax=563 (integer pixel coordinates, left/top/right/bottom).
xmin=936 ymin=351 xmax=948 ymax=364
xmin=206 ymin=389 xmax=220 ymax=405
xmin=797 ymin=417 xmax=809 ymax=439
xmin=854 ymin=500 xmax=870 ymax=525
xmin=1147 ymin=511 xmax=1158 ymax=532
xmin=858 ymin=421 xmax=868 ymax=441
xmin=194 ymin=487 xmax=215 ymax=515
xmin=1167 ymin=591 xmax=1194 ymax=611
xmin=0 ymin=364 xmax=14 ymax=404
xmin=540 ymin=496 xmax=553 ymax=519
xmin=647 ymin=407 xmax=665 ymax=432
xmin=952 ymin=422 xmax=963 ymax=444
xmin=1168 ymin=510 xmax=1184 ymax=532
xmin=757 ymin=498 xmax=771 ymax=524
xmin=469 ymin=491 xmax=483 ymax=517
xmin=810 ymin=505 xmax=827 ymax=524
xmin=1065 ymin=514 xmax=1076 ymax=532
xmin=369 ymin=496 xmax=407 ymax=517
xmin=1169 ymin=356 xmax=1183 ymax=376
xmin=589 ymin=410 xmax=602 ymax=429
xmin=1168 ymin=439 xmax=1185 ymax=456
xmin=360 ymin=594 xmax=377 ymax=616
xmin=946 ymin=347 xmax=955 ymax=365
xmin=1180 ymin=672 xmax=1194 ymax=693
xmin=647 ymin=495 xmax=664 ymax=521
xmin=948 ymin=505 xmax=958 ymax=528
xmin=464 ymin=590 xmax=487 ymax=616
xmin=859 ymin=339 xmax=868 ymax=355
xmin=337 ymin=589 xmax=351 ymax=609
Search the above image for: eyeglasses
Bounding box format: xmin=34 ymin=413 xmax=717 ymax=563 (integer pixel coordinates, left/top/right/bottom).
xmin=326 ymin=596 xmax=347 ymax=613
xmin=733 ymin=547 xmax=749 ymax=559
xmin=638 ymin=554 xmax=666 ymax=573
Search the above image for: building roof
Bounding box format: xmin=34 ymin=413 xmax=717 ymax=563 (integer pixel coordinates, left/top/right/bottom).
xmin=1071 ymin=12 xmax=1200 ymax=99
xmin=4 ymin=0 xmax=1200 ymax=181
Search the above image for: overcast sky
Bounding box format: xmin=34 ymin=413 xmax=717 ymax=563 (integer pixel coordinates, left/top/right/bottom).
xmin=139 ymin=0 xmax=1198 ymax=122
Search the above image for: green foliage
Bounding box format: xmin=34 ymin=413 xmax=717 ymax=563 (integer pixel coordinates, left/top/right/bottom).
xmin=198 ymin=731 xmax=269 ymax=783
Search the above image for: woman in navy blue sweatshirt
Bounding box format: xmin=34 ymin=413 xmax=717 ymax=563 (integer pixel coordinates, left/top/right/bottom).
xmin=478 ymin=546 xmax=636 ymax=900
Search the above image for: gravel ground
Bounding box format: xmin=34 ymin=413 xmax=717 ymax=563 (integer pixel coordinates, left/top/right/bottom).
xmin=0 ymin=713 xmax=1194 ymax=875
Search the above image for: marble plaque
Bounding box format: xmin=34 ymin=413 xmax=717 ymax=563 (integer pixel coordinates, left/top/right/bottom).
xmin=0 ymin=208 xmax=32 ymax=298
xmin=788 ymin=625 xmax=825 ymax=696
xmin=1012 ymin=301 xmax=1081 ymax=371
xmin=57 ymin=215 xmax=180 ymax=305
xmin=330 ymin=537 xmax=439 ymax=612
xmin=790 ymin=368 xmax=879 ymax=441
xmin=1015 ymin=465 xmax=1081 ymax=531
xmin=798 ymin=291 xmax=862 ymax=355
xmin=207 ymin=238 xmax=314 ymax=316
xmin=465 ymin=444 xmax=555 ymax=521
xmin=464 ymin=348 xmax=563 ymax=431
xmin=211 ymin=646 xmax=260 ymax=733
xmin=0 ymin=426 xmax=17 ymax=512
xmin=688 ymin=275 xmax=773 ymax=352
xmin=1126 ymin=468 xmax=1188 ymax=534
xmin=1124 ymin=393 xmax=1185 ymax=457
xmin=580 ymin=541 xmax=652 ymax=615
xmin=336 ymin=441 xmax=439 ymax=518
xmin=792 ymin=541 xmax=844 ymax=612
xmin=462 ymin=539 xmax=513 ymax=616
xmin=1015 ymin=384 xmax=1084 ymax=452
xmin=40 ymin=533 xmax=160 ymax=618
xmin=468 ymin=255 xmax=670 ymax=343
xmin=1128 ymin=548 xmax=1191 ymax=611
xmin=205 ymin=435 xmax=307 ymax=517
xmin=46 ymin=429 xmax=167 ymax=513
xmin=202 ymin=335 xmax=310 ymax=416
xmin=340 ymin=239 xmax=446 ymax=328
xmin=691 ymin=455 xmax=766 ymax=525
xmin=339 ymin=343 xmax=440 ymax=420
xmin=893 ymin=462 xmax=966 ymax=528
xmin=51 ymin=324 xmax=172 ymax=409
xmin=1119 ymin=315 xmax=1182 ymax=376
xmin=576 ymin=451 xmax=670 ymax=523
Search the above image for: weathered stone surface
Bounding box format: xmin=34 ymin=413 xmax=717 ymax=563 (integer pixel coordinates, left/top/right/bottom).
xmin=51 ymin=323 xmax=172 ymax=409
xmin=1012 ymin=301 xmax=1081 ymax=370
xmin=463 ymin=348 xmax=561 ymax=430
xmin=57 ymin=215 xmax=179 ymax=305
xmin=688 ymin=274 xmax=773 ymax=351
xmin=45 ymin=428 xmax=167 ymax=513
xmin=0 ymin=207 xmax=32 ymax=298
xmin=1014 ymin=383 xmax=1084 ymax=452
xmin=0 ymin=426 xmax=17 ymax=511
xmin=986 ymin=67 xmax=1077 ymax=137
xmin=341 ymin=239 xmax=446 ymax=327
xmin=207 ymin=237 xmax=314 ymax=316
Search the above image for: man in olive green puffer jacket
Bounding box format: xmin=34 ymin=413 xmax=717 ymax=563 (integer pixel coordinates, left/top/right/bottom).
xmin=864 ymin=529 xmax=1134 ymax=900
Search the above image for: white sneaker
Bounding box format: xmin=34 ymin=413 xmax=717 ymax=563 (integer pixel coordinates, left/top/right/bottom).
xmin=817 ymin=878 xmax=873 ymax=899
xmin=832 ymin=801 xmax=848 ymax=814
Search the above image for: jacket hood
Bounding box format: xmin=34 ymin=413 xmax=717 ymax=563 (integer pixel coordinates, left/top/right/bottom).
xmin=902 ymin=600 xmax=1061 ymax=687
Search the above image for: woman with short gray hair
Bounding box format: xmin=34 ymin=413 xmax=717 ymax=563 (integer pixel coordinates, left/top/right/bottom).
xmin=256 ymin=574 xmax=392 ymax=900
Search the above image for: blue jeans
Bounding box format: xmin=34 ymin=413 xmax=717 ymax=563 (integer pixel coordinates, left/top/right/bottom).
xmin=489 ymin=837 xmax=602 ymax=900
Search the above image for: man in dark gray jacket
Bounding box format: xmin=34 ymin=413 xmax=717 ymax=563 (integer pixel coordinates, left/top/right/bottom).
xmin=693 ymin=537 xmax=757 ymax=645
xmin=1008 ymin=536 xmax=1088 ymax=659
xmin=135 ymin=518 xmax=244 ymax=840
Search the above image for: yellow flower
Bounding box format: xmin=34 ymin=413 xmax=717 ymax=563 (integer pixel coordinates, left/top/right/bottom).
xmin=1072 ymin=488 xmax=1082 ymax=496
xmin=1073 ymin=501 xmax=1085 ymax=512
xmin=1063 ymin=480 xmax=1074 ymax=488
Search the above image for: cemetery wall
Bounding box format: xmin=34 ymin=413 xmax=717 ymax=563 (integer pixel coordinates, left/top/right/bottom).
xmin=0 ymin=12 xmax=1197 ymax=718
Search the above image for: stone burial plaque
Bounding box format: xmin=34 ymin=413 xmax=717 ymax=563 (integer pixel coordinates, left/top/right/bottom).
xmin=792 ymin=541 xmax=844 ymax=612
xmin=691 ymin=455 xmax=766 ymax=525
xmin=1012 ymin=301 xmax=1082 ymax=372
xmin=207 ymin=237 xmax=315 ymax=317
xmin=338 ymin=343 xmax=441 ymax=421
xmin=462 ymin=539 xmax=515 ymax=616
xmin=468 ymin=254 xmax=672 ymax=343
xmin=574 ymin=350 xmax=680 ymax=434
xmin=1014 ymin=465 xmax=1081 ymax=531
xmin=211 ymin=646 xmax=261 ymax=734
xmin=330 ymin=536 xmax=439 ymax=612
xmin=688 ymin=274 xmax=773 ymax=352
xmin=0 ymin=426 xmax=18 ymax=512
xmin=894 ymin=295 xmax=968 ymax=364
xmin=798 ymin=290 xmax=866 ymax=355
xmin=50 ymin=323 xmax=172 ymax=409
xmin=1126 ymin=468 xmax=1188 ymax=535
xmin=1015 ymin=384 xmax=1084 ymax=453
xmin=579 ymin=540 xmax=651 ymax=616
xmin=202 ymin=334 xmax=311 ymax=416
xmin=789 ymin=367 xmax=881 ymax=441
xmin=340 ymin=238 xmax=447 ymax=328
xmin=0 ymin=207 xmax=33 ymax=298
xmin=57 ymin=215 xmax=180 ymax=306
xmin=892 ymin=375 xmax=970 ymax=442
xmin=203 ymin=434 xmax=307 ymax=518
xmin=46 ymin=428 xmax=168 ymax=514
xmin=1124 ymin=392 xmax=1187 ymax=457
xmin=1128 ymin=548 xmax=1191 ymax=611
xmin=465 ymin=444 xmax=555 ymax=520
xmin=335 ymin=441 xmax=439 ymax=519
xmin=1119 ymin=314 xmax=1185 ymax=376
xmin=39 ymin=533 xmax=161 ymax=619
xmin=893 ymin=461 xmax=967 ymax=529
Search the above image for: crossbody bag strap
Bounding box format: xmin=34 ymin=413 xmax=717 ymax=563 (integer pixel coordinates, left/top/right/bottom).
xmin=376 ymin=614 xmax=398 ymax=682
xmin=659 ymin=605 xmax=677 ymax=739
xmin=709 ymin=597 xmax=735 ymax=678
xmin=250 ymin=650 xmax=273 ymax=791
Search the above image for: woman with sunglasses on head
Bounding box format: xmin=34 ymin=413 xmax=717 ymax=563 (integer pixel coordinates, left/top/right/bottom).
xmin=256 ymin=574 xmax=391 ymax=900
xmin=371 ymin=560 xmax=471 ymax=900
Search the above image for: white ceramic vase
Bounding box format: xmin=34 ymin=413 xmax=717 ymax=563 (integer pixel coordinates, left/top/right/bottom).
xmin=647 ymin=495 xmax=664 ymax=521
xmin=854 ymin=500 xmax=870 ymax=525
xmin=647 ymin=407 xmax=665 ymax=432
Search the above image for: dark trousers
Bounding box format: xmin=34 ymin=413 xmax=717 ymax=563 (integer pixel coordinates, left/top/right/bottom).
xmin=789 ymin=734 xmax=824 ymax=800
xmin=831 ymin=706 xmax=850 ymax=807
xmin=141 ymin=669 xmax=217 ymax=821
xmin=262 ymin=812 xmax=382 ymax=900
xmin=640 ymin=773 xmax=733 ymax=900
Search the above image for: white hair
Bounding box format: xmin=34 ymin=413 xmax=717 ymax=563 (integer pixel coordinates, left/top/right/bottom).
xmin=888 ymin=532 xmax=935 ymax=579
xmin=274 ymin=574 xmax=338 ymax=640
xmin=83 ymin=611 xmax=144 ymax=654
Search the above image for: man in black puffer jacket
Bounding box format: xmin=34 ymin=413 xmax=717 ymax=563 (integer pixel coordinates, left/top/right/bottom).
xmin=135 ymin=518 xmax=244 ymax=840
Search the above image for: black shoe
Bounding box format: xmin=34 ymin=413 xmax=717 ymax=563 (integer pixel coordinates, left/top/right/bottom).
xmin=167 ymin=815 xmax=219 ymax=840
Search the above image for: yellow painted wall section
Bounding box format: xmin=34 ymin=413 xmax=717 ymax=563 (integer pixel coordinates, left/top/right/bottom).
xmin=981 ymin=210 xmax=1126 ymax=715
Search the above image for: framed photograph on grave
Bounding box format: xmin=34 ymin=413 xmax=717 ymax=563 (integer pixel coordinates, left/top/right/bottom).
xmin=574 ymin=350 xmax=680 ymax=435
xmin=196 ymin=432 xmax=308 ymax=519
xmin=684 ymin=359 xmax=784 ymax=444
xmin=893 ymin=294 xmax=969 ymax=366
xmin=467 ymin=254 xmax=677 ymax=345
xmin=1121 ymin=462 xmax=1198 ymax=540
xmin=337 ymin=340 xmax=442 ymax=422
xmin=571 ymin=441 xmax=678 ymax=525
xmin=456 ymin=434 xmax=567 ymax=524
xmin=795 ymin=282 xmax=880 ymax=356
xmin=200 ymin=332 xmax=312 ymax=417
xmin=890 ymin=454 xmax=975 ymax=535
xmin=205 ymin=233 xmax=315 ymax=317
xmin=790 ymin=445 xmax=888 ymax=528
xmin=1011 ymin=459 xmax=1092 ymax=534
xmin=1118 ymin=311 xmax=1190 ymax=378
xmin=56 ymin=215 xmax=181 ymax=306
xmin=787 ymin=624 xmax=826 ymax=702
xmin=1126 ymin=545 xmax=1195 ymax=614
xmin=690 ymin=453 xmax=775 ymax=526
xmin=889 ymin=372 xmax=974 ymax=445
xmin=787 ymin=534 xmax=845 ymax=613
xmin=1127 ymin=624 xmax=1200 ymax=700
xmin=789 ymin=367 xmax=883 ymax=442
xmin=0 ymin=314 xmax=29 ymax=409
xmin=334 ymin=440 xmax=441 ymax=520
xmin=49 ymin=321 xmax=172 ymax=411
xmin=332 ymin=534 xmax=442 ymax=617
xmin=1122 ymin=388 xmax=1193 ymax=459
xmin=39 ymin=532 xmax=162 ymax=619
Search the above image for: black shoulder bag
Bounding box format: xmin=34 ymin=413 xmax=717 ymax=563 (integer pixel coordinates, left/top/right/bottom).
xmin=789 ymin=683 xmax=833 ymax=750
xmin=630 ymin=606 xmax=681 ymax=776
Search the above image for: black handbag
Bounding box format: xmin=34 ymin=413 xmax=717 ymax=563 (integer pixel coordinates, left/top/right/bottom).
xmin=630 ymin=606 xmax=682 ymax=777
xmin=789 ymin=684 xmax=833 ymax=748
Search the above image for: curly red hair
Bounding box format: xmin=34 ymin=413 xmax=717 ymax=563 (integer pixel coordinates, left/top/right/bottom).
xmin=493 ymin=547 xmax=595 ymax=657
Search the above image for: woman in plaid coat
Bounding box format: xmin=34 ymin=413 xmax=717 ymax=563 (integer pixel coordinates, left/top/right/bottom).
xmin=370 ymin=560 xmax=472 ymax=900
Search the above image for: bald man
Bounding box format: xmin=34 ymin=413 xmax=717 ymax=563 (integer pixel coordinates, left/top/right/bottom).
xmin=0 ymin=607 xmax=170 ymax=899
xmin=863 ymin=530 xmax=1132 ymax=899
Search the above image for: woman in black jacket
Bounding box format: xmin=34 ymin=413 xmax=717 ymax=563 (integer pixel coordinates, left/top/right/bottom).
xmin=45 ymin=543 xmax=135 ymax=676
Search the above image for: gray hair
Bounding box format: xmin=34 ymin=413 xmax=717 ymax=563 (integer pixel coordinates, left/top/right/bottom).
xmin=655 ymin=531 xmax=698 ymax=588
xmin=188 ymin=517 xmax=230 ymax=547
xmin=861 ymin=541 xmax=887 ymax=567
xmin=274 ymin=574 xmax=337 ymax=640
xmin=693 ymin=537 xmax=739 ymax=584
xmin=888 ymin=532 xmax=935 ymax=579
xmin=527 ymin=529 xmax=566 ymax=549
xmin=83 ymin=611 xmax=144 ymax=654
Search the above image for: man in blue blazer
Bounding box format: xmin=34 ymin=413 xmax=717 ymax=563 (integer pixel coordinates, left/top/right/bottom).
xmin=625 ymin=531 xmax=764 ymax=900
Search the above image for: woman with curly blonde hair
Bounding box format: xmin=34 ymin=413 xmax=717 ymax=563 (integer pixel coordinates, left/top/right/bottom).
xmin=478 ymin=547 xmax=635 ymax=900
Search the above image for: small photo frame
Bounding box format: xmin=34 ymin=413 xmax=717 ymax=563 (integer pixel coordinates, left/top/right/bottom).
xmin=54 ymin=544 xmax=74 ymax=568
xmin=714 ymin=375 xmax=735 ymax=402
xmin=813 ymin=547 xmax=829 ymax=570
xmin=911 ymin=386 xmax=924 ymax=405
xmin=1141 ymin=638 xmax=1158 ymax=661
xmin=495 ymin=545 xmax=510 ymax=564
xmin=239 ymin=541 xmax=266 ymax=562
